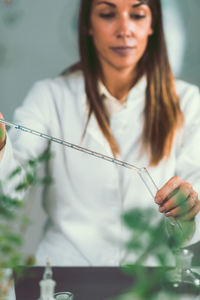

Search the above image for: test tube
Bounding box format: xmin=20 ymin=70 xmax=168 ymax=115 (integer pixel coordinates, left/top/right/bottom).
xmin=137 ymin=167 xmax=158 ymax=198
xmin=137 ymin=167 xmax=182 ymax=232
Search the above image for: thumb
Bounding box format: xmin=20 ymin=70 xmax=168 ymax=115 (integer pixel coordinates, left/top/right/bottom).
xmin=0 ymin=112 xmax=6 ymax=141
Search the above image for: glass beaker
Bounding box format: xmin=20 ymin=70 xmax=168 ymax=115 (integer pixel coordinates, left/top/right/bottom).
xmin=164 ymin=249 xmax=200 ymax=295
xmin=54 ymin=292 xmax=74 ymax=300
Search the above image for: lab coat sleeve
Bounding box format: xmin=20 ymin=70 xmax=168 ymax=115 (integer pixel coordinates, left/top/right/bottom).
xmin=0 ymin=80 xmax=53 ymax=199
xmin=175 ymin=84 xmax=200 ymax=245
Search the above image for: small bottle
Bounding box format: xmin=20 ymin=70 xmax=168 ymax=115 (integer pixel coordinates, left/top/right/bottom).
xmin=38 ymin=259 xmax=56 ymax=300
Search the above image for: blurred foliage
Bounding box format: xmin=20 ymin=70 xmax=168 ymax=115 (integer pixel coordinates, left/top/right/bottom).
xmin=0 ymin=148 xmax=53 ymax=300
xmin=109 ymin=207 xmax=199 ymax=300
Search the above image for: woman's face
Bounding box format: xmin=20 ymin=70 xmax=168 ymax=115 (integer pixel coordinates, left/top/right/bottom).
xmin=89 ymin=0 xmax=153 ymax=73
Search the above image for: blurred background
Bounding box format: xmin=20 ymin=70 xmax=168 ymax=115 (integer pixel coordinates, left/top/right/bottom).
xmin=0 ymin=0 xmax=200 ymax=258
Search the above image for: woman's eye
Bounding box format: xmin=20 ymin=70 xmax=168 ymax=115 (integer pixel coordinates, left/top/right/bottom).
xmin=130 ymin=14 xmax=146 ymax=20
xmin=99 ymin=13 xmax=115 ymax=19
xmin=98 ymin=12 xmax=146 ymax=20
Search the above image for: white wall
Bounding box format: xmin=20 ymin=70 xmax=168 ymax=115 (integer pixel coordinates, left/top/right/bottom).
xmin=0 ymin=0 xmax=80 ymax=120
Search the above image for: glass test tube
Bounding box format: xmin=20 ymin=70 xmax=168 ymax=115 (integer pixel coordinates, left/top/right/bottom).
xmin=137 ymin=167 xmax=182 ymax=232
xmin=137 ymin=167 xmax=158 ymax=198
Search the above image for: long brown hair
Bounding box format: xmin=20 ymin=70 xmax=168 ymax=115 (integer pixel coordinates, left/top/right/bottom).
xmin=69 ymin=0 xmax=183 ymax=166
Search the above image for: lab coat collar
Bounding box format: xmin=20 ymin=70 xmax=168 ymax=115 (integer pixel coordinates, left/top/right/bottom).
xmin=98 ymin=76 xmax=147 ymax=108
xmin=83 ymin=76 xmax=147 ymax=158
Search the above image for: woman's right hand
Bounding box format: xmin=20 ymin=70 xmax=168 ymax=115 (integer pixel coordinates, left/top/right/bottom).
xmin=0 ymin=112 xmax=6 ymax=151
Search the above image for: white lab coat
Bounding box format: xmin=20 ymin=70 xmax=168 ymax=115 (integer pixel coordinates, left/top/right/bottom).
xmin=0 ymin=70 xmax=200 ymax=266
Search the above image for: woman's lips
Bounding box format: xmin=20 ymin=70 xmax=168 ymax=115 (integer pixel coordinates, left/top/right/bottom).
xmin=111 ymin=46 xmax=135 ymax=56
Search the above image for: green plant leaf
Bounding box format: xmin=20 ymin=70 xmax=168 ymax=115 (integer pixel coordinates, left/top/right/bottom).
xmin=8 ymin=166 xmax=22 ymax=179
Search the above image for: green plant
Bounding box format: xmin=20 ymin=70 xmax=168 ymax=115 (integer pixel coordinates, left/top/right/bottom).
xmin=0 ymin=148 xmax=53 ymax=300
xmin=110 ymin=207 xmax=199 ymax=300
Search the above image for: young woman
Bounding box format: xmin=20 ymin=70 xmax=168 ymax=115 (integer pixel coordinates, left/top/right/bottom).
xmin=0 ymin=0 xmax=200 ymax=266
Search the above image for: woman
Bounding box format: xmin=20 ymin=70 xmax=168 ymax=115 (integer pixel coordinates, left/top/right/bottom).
xmin=0 ymin=0 xmax=200 ymax=266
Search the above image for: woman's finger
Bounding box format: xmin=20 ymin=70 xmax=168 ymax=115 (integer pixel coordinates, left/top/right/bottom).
xmin=178 ymin=200 xmax=200 ymax=221
xmin=159 ymin=191 xmax=184 ymax=213
xmin=0 ymin=112 xmax=6 ymax=134
xmin=163 ymin=193 xmax=197 ymax=217
xmin=155 ymin=176 xmax=183 ymax=205
xmin=0 ymin=112 xmax=6 ymax=150
xmin=158 ymin=183 xmax=195 ymax=213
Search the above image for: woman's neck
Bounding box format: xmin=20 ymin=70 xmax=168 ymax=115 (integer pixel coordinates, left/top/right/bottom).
xmin=101 ymin=66 xmax=137 ymax=101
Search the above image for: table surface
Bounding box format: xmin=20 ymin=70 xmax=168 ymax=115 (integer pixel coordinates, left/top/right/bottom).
xmin=14 ymin=266 xmax=200 ymax=300
xmin=15 ymin=266 xmax=134 ymax=300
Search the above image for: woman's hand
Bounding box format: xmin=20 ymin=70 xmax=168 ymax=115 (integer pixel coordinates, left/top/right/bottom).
xmin=155 ymin=176 xmax=200 ymax=221
xmin=0 ymin=112 xmax=6 ymax=151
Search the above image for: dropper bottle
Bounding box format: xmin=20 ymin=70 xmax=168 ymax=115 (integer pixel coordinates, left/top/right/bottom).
xmin=38 ymin=259 xmax=56 ymax=300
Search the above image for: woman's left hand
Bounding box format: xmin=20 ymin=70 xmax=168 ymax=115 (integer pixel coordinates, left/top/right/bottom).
xmin=155 ymin=176 xmax=200 ymax=221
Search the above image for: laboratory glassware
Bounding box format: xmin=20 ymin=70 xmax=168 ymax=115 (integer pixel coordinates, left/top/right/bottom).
xmin=38 ymin=260 xmax=56 ymax=300
xmin=54 ymin=292 xmax=74 ymax=300
xmin=0 ymin=118 xmax=182 ymax=231
xmin=165 ymin=249 xmax=200 ymax=291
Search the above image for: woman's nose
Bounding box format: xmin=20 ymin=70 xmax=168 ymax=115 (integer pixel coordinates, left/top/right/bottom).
xmin=116 ymin=15 xmax=133 ymax=39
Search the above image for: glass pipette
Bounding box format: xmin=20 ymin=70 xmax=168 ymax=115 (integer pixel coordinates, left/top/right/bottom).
xmin=0 ymin=118 xmax=140 ymax=171
xmin=0 ymin=118 xmax=182 ymax=231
